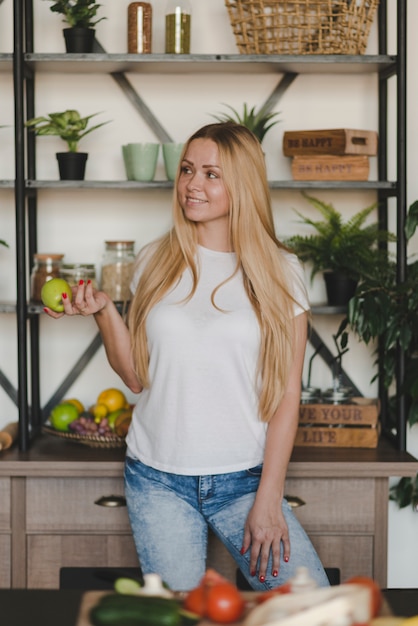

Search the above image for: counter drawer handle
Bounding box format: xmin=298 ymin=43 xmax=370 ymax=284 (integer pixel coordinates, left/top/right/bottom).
xmin=94 ymin=495 xmax=127 ymax=507
xmin=285 ymin=495 xmax=306 ymax=508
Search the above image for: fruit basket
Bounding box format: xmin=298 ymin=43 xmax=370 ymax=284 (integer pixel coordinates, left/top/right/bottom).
xmin=42 ymin=424 xmax=127 ymax=448
xmin=224 ymin=0 xmax=379 ymax=55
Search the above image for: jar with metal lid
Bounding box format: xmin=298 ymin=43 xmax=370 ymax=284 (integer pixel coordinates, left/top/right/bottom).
xmin=100 ymin=241 xmax=135 ymax=303
xmin=128 ymin=2 xmax=152 ymax=53
xmin=60 ymin=263 xmax=98 ymax=289
xmin=31 ymin=253 xmax=64 ymax=302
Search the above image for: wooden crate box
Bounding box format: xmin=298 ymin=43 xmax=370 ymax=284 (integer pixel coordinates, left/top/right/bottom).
xmin=283 ymin=129 xmax=378 ymax=156
xmin=295 ymin=398 xmax=379 ymax=448
xmin=291 ymin=155 xmax=370 ymax=181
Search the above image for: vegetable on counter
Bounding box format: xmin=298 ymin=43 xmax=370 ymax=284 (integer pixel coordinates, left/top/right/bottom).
xmin=183 ymin=569 xmax=245 ymax=624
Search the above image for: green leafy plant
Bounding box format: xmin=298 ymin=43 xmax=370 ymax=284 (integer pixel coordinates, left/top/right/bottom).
xmin=347 ymin=200 xmax=418 ymax=425
xmin=343 ymin=200 xmax=418 ymax=510
xmin=44 ymin=0 xmax=105 ymax=28
xmin=285 ymin=193 xmax=395 ymax=283
xmin=210 ymin=103 xmax=280 ymax=143
xmin=25 ymin=109 xmax=110 ymax=153
xmin=390 ymin=476 xmax=418 ymax=511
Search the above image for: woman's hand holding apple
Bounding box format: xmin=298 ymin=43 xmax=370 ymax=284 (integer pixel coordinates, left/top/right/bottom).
xmin=42 ymin=278 xmax=110 ymax=318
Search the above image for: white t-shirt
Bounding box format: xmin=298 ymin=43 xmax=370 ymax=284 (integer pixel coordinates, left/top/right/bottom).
xmin=125 ymin=244 xmax=309 ymax=475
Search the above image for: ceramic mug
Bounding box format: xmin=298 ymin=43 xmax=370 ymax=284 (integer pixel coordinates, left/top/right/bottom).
xmin=122 ymin=145 xmax=134 ymax=181
xmin=162 ymin=142 xmax=184 ymax=181
xmin=123 ymin=143 xmax=159 ymax=182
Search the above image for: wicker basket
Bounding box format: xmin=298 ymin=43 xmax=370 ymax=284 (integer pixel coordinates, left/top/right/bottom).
xmin=224 ymin=0 xmax=379 ymax=55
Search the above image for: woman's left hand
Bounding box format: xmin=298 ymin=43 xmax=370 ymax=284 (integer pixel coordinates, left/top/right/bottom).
xmin=242 ymin=497 xmax=290 ymax=582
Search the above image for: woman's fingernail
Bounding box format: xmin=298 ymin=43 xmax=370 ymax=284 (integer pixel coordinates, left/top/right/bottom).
xmin=79 ymin=279 xmax=84 ymax=286
xmin=240 ymin=547 xmax=245 ymax=555
xmin=87 ymin=279 xmax=91 ymax=285
xmin=259 ymin=575 xmax=265 ymax=582
xmin=272 ymin=570 xmax=278 ymax=577
xmin=250 ymin=570 xmax=256 ymax=577
xmin=43 ymin=307 xmax=48 ymax=313
xmin=284 ymin=556 xmax=289 ymax=563
xmin=62 ymin=292 xmax=68 ymax=299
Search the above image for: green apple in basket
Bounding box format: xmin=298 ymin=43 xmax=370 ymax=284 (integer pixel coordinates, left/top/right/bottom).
xmin=50 ymin=402 xmax=79 ymax=432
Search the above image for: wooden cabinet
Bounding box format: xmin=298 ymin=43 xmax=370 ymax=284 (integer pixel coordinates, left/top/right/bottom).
xmin=0 ymin=477 xmax=11 ymax=588
xmin=0 ymin=437 xmax=417 ymax=589
xmin=24 ymin=477 xmax=138 ymax=588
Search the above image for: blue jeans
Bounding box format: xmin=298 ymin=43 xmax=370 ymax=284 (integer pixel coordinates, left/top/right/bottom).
xmin=124 ymin=456 xmax=330 ymax=592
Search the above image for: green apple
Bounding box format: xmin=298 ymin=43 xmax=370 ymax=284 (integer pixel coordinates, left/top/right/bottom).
xmin=107 ymin=409 xmax=123 ymax=431
xmin=41 ymin=277 xmax=73 ymax=312
xmin=50 ymin=402 xmax=79 ymax=432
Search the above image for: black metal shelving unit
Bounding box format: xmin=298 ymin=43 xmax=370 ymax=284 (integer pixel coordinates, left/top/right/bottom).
xmin=6 ymin=0 xmax=407 ymax=451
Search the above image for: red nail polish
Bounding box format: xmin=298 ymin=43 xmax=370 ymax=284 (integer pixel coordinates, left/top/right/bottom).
xmin=240 ymin=547 xmax=245 ymax=555
xmin=79 ymin=279 xmax=84 ymax=286
xmin=87 ymin=279 xmax=91 ymax=285
xmin=250 ymin=570 xmax=256 ymax=577
xmin=272 ymin=570 xmax=278 ymax=577
xmin=259 ymin=575 xmax=265 ymax=582
xmin=284 ymin=556 xmax=289 ymax=563
xmin=43 ymin=307 xmax=48 ymax=313
xmin=62 ymin=292 xmax=68 ymax=299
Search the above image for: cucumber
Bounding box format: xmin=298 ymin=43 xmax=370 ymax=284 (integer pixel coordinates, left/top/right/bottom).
xmin=89 ymin=594 xmax=182 ymax=626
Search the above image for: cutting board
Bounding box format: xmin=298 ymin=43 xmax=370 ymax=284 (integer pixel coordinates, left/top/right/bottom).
xmin=76 ymin=590 xmax=392 ymax=626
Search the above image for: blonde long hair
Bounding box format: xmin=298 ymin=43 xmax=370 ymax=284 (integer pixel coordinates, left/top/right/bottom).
xmin=129 ymin=122 xmax=306 ymax=422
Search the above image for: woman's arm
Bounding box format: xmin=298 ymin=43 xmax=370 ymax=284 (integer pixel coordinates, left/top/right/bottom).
xmin=242 ymin=311 xmax=308 ymax=581
xmin=44 ymin=280 xmax=142 ymax=393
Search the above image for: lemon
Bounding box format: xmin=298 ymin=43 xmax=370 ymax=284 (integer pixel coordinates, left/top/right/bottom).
xmin=97 ymin=388 xmax=127 ymax=413
xmin=91 ymin=403 xmax=109 ymax=422
xmin=64 ymin=398 xmax=85 ymax=414
xmin=50 ymin=402 xmax=79 ymax=432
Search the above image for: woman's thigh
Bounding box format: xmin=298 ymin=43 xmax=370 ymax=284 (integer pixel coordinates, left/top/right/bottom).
xmin=124 ymin=457 xmax=208 ymax=591
xmin=206 ymin=485 xmax=329 ymax=590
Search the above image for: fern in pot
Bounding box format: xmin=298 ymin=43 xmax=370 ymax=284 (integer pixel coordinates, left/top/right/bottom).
xmin=285 ymin=193 xmax=395 ymax=306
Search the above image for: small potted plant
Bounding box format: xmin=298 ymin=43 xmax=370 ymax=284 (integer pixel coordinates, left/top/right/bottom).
xmin=25 ymin=109 xmax=110 ymax=180
xmin=44 ymin=0 xmax=106 ymax=52
xmin=285 ymin=192 xmax=395 ymax=306
xmin=210 ymin=102 xmax=280 ymax=143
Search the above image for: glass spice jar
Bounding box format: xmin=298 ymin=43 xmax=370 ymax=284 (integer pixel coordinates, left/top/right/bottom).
xmin=165 ymin=0 xmax=191 ymax=54
xmin=30 ymin=253 xmax=64 ymax=302
xmin=128 ymin=2 xmax=152 ymax=53
xmin=60 ymin=263 xmax=98 ymax=289
xmin=100 ymin=241 xmax=135 ymax=303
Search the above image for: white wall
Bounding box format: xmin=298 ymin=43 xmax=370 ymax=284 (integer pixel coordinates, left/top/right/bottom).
xmin=0 ymin=0 xmax=417 ymax=586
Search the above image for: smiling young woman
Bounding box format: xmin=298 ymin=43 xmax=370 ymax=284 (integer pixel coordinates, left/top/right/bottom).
xmin=44 ymin=122 xmax=329 ymax=593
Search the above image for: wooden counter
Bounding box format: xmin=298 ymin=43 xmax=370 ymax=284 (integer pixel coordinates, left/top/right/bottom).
xmin=0 ymin=434 xmax=417 ymax=590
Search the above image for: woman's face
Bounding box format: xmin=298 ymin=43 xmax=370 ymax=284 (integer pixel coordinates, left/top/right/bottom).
xmin=177 ymin=138 xmax=230 ymax=245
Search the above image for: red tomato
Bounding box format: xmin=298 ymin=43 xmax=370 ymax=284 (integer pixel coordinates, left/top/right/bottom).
xmin=183 ymin=585 xmax=206 ymax=617
xmin=205 ymin=582 xmax=245 ymax=624
xmin=345 ymin=576 xmax=382 ymax=617
xmin=256 ymin=582 xmax=293 ymax=603
xmin=201 ymin=568 xmax=230 ymax=586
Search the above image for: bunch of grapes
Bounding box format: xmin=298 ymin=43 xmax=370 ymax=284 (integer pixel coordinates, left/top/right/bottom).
xmin=69 ymin=414 xmax=114 ymax=437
